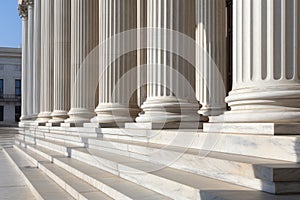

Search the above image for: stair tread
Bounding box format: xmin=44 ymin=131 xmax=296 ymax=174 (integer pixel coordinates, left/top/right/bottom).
xmin=4 ymin=147 xmax=74 ymax=200
xmin=15 ymin=144 xmax=113 ymax=200
xmin=90 ymin=137 xmax=299 ymax=166
xmin=17 ymin=141 xmax=171 ymax=200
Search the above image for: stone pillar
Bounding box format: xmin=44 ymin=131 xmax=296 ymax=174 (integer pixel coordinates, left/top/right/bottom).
xmin=37 ymin=0 xmax=54 ymax=123
xmin=49 ymin=0 xmax=71 ymax=124
xmin=27 ymin=0 xmax=34 ymax=119
xmin=19 ymin=3 xmax=28 ymax=121
xmin=196 ymin=0 xmax=227 ymax=116
xmin=91 ymin=0 xmax=139 ymax=127
xmin=211 ymin=0 xmax=300 ymax=123
xmin=135 ymin=0 xmax=206 ymax=129
xmin=65 ymin=0 xmax=99 ymax=126
xmin=32 ymin=0 xmax=41 ymax=119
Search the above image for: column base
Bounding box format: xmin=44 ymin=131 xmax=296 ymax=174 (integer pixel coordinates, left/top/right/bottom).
xmin=198 ymin=106 xmax=226 ymax=117
xmin=125 ymin=122 xmax=203 ymax=130
xmin=91 ymin=103 xmax=140 ymax=126
xmin=204 ymin=122 xmax=300 ymax=135
xmin=36 ymin=111 xmax=52 ymax=124
xmin=49 ymin=110 xmax=69 ymax=124
xmin=136 ymin=97 xmax=207 ymax=124
xmin=64 ymin=108 xmax=95 ymax=126
xmin=210 ymin=109 xmax=300 ymax=123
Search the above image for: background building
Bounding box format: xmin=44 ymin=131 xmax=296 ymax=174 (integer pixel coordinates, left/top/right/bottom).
xmin=0 ymin=47 xmax=21 ymax=126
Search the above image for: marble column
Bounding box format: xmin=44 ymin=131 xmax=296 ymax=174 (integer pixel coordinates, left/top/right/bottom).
xmin=19 ymin=3 xmax=28 ymax=121
xmin=213 ymin=0 xmax=300 ymax=123
xmin=32 ymin=0 xmax=41 ymax=119
xmin=92 ymin=0 xmax=139 ymax=126
xmin=196 ymin=0 xmax=227 ymax=116
xmin=27 ymin=0 xmax=34 ymax=119
xmin=135 ymin=0 xmax=206 ymax=126
xmin=49 ymin=0 xmax=71 ymax=124
xmin=37 ymin=0 xmax=54 ymax=123
xmin=65 ymin=0 xmax=99 ymax=125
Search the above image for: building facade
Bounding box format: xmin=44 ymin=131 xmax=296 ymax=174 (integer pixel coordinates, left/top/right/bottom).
xmin=13 ymin=0 xmax=300 ymax=199
xmin=0 ymin=47 xmax=22 ymax=126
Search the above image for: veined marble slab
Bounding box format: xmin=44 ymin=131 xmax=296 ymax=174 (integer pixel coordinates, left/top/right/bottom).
xmin=204 ymin=123 xmax=300 ymax=135
xmin=125 ymin=122 xmax=203 ymax=130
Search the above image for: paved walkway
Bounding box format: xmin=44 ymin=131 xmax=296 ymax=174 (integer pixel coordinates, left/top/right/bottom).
xmin=0 ymin=148 xmax=35 ymax=200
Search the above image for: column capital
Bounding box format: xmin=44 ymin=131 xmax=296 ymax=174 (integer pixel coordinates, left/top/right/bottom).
xmin=18 ymin=3 xmax=28 ymax=19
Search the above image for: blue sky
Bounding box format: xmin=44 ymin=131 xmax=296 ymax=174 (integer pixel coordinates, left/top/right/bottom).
xmin=0 ymin=1 xmax=22 ymax=48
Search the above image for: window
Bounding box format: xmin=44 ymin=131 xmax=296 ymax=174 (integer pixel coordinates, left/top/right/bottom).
xmin=15 ymin=79 xmax=21 ymax=96
xmin=0 ymin=106 xmax=4 ymax=121
xmin=0 ymin=79 xmax=3 ymax=98
xmin=15 ymin=106 xmax=21 ymax=122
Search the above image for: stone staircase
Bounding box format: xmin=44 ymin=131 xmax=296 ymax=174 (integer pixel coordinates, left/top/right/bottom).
xmin=4 ymin=126 xmax=300 ymax=199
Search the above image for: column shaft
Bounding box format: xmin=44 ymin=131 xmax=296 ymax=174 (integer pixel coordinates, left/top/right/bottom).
xmin=196 ymin=0 xmax=227 ymax=116
xmin=37 ymin=0 xmax=54 ymax=122
xmin=32 ymin=0 xmax=41 ymax=118
xmin=50 ymin=0 xmax=71 ymax=123
xmin=65 ymin=0 xmax=99 ymax=125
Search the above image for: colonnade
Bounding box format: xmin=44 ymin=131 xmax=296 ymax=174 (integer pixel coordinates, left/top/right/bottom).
xmin=18 ymin=0 xmax=300 ymax=128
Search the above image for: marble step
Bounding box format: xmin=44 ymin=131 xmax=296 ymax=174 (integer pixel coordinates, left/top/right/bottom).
xmin=98 ymin=128 xmax=300 ymax=162
xmin=3 ymin=147 xmax=74 ymax=200
xmin=13 ymin=144 xmax=113 ymax=200
xmin=16 ymin=142 xmax=171 ymax=200
xmin=0 ymin=149 xmax=36 ymax=200
xmin=71 ymin=146 xmax=300 ymax=195
xmin=16 ymin=136 xmax=300 ymax=194
xmin=86 ymin=138 xmax=300 ymax=182
xmin=19 ymin=131 xmax=86 ymax=147
xmin=16 ymin=140 xmax=300 ymax=200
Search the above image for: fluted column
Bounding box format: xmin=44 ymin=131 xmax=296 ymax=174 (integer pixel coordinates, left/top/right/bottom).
xmin=65 ymin=0 xmax=99 ymax=125
xmin=213 ymin=0 xmax=300 ymax=123
xmin=19 ymin=3 xmax=29 ymax=121
xmin=49 ymin=0 xmax=71 ymax=124
xmin=136 ymin=0 xmax=206 ymax=125
xmin=32 ymin=0 xmax=41 ymax=119
xmin=91 ymin=0 xmax=139 ymax=126
xmin=37 ymin=0 xmax=54 ymax=123
xmin=27 ymin=0 xmax=34 ymax=119
xmin=196 ymin=0 xmax=227 ymax=116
